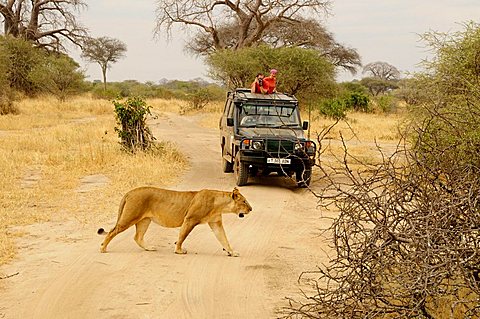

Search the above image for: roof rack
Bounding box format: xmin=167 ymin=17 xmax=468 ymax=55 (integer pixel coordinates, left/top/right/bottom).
xmin=232 ymin=88 xmax=297 ymax=103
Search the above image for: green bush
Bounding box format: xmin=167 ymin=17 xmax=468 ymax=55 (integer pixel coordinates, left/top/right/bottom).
xmin=180 ymin=88 xmax=213 ymax=114
xmin=91 ymin=85 xmax=121 ymax=100
xmin=113 ymin=96 xmax=155 ymax=152
xmin=375 ymin=95 xmax=396 ymax=113
xmin=87 ymin=79 xmax=225 ymax=101
xmin=29 ymin=53 xmax=85 ymax=101
xmin=343 ymin=92 xmax=371 ymax=112
xmin=0 ymin=36 xmax=42 ymax=95
xmin=318 ymin=98 xmax=347 ymax=120
xmin=0 ymin=37 xmax=16 ymax=115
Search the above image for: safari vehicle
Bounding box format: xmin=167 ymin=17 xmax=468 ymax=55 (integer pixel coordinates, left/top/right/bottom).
xmin=219 ymin=88 xmax=316 ymax=187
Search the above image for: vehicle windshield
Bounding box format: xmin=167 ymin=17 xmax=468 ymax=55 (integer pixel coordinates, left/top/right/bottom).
xmin=238 ymin=104 xmax=301 ymax=128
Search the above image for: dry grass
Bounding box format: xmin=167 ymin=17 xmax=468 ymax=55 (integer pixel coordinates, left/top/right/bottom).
xmin=309 ymin=110 xmax=405 ymax=167
xmin=197 ymin=101 xmax=224 ymax=128
xmin=148 ymin=98 xmax=188 ymax=114
xmin=0 ymin=96 xmax=187 ymax=265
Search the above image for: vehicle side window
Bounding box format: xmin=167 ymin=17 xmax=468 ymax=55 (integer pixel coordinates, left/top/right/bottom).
xmin=227 ymin=101 xmax=235 ymax=118
xmin=223 ymin=99 xmax=232 ymax=117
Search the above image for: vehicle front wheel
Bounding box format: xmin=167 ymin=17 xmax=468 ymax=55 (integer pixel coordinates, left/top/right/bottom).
xmin=296 ymin=166 xmax=312 ymax=188
xmin=234 ymin=153 xmax=248 ymax=186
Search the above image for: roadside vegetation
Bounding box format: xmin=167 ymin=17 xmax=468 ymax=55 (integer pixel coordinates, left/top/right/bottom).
xmin=282 ymin=23 xmax=480 ymax=319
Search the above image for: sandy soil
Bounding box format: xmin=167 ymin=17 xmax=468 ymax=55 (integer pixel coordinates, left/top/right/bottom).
xmin=0 ymin=112 xmax=331 ymax=318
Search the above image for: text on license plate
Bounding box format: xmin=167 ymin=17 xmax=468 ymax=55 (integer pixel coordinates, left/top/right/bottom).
xmin=267 ymin=158 xmax=291 ymax=164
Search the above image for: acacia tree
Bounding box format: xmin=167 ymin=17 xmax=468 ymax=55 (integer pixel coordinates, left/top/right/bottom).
xmin=0 ymin=0 xmax=87 ymax=50
xmin=81 ymin=36 xmax=127 ymax=91
xmin=156 ymin=0 xmax=330 ymax=49
xmin=207 ymin=46 xmax=335 ymax=97
xmin=155 ymin=0 xmax=360 ymax=73
xmin=187 ymin=18 xmax=360 ymax=74
xmin=363 ymin=61 xmax=400 ymax=80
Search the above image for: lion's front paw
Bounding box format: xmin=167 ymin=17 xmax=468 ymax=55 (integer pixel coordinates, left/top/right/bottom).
xmin=175 ymin=248 xmax=187 ymax=255
xmin=100 ymin=247 xmax=107 ymax=253
xmin=144 ymin=246 xmax=157 ymax=251
xmin=227 ymin=251 xmax=240 ymax=257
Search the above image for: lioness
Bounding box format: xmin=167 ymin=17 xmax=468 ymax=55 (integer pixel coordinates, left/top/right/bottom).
xmin=98 ymin=187 xmax=252 ymax=257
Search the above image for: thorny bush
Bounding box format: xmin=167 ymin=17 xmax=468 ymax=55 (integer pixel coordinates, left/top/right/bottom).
xmin=113 ymin=96 xmax=155 ymax=152
xmin=282 ymin=23 xmax=480 ymax=319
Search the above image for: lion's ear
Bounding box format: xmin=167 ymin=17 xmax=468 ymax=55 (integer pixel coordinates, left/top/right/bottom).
xmin=232 ymin=187 xmax=239 ymax=199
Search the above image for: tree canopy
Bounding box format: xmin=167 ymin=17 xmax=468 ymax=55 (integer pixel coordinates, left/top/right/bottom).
xmin=0 ymin=0 xmax=87 ymax=50
xmin=207 ymin=46 xmax=336 ymax=99
xmin=29 ymin=53 xmax=85 ymax=101
xmin=82 ymin=36 xmax=127 ymax=91
xmin=155 ymin=0 xmax=360 ymax=74
xmin=362 ymin=61 xmax=400 ymax=80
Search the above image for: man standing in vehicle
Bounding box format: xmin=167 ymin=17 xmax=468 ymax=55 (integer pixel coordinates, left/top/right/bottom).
xmin=262 ymin=69 xmax=277 ymax=94
xmin=250 ymin=73 xmax=266 ymax=94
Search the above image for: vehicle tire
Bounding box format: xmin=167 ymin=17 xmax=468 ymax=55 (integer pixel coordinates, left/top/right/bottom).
xmin=222 ymin=145 xmax=233 ymax=173
xmin=296 ymin=166 xmax=312 ymax=188
xmin=234 ymin=153 xmax=248 ymax=186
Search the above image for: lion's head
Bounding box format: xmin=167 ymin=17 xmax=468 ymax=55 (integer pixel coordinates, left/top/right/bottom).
xmin=231 ymin=187 xmax=252 ymax=218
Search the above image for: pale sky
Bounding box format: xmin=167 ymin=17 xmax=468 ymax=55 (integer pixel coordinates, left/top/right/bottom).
xmin=72 ymin=0 xmax=480 ymax=83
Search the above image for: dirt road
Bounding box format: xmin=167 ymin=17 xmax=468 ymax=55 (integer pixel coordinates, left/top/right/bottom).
xmin=0 ymin=112 xmax=328 ymax=318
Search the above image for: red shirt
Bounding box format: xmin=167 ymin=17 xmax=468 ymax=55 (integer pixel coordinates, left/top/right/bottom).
xmin=262 ymin=76 xmax=276 ymax=94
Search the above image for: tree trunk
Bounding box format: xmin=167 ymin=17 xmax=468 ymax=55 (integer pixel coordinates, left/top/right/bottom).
xmin=101 ymin=65 xmax=107 ymax=92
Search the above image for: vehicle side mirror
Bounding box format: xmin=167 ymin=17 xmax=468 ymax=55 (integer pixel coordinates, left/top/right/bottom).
xmin=227 ymin=118 xmax=234 ymax=127
xmin=302 ymin=121 xmax=309 ymax=130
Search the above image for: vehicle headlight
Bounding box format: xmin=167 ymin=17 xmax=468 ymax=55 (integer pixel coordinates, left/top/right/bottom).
xmin=305 ymin=141 xmax=316 ymax=154
xmin=252 ymin=141 xmax=264 ymax=150
xmin=294 ymin=142 xmax=304 ymax=151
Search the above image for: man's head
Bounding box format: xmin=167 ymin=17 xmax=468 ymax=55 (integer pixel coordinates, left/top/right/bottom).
xmin=256 ymin=73 xmax=264 ymax=79
xmin=270 ymin=69 xmax=277 ymax=77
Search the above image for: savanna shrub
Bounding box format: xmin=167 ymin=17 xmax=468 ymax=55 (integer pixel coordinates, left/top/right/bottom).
xmin=344 ymin=92 xmax=371 ymax=112
xmin=375 ymin=95 xmax=397 ymax=113
xmin=113 ymin=96 xmax=155 ymax=152
xmin=180 ymin=88 xmax=212 ymax=114
xmin=0 ymin=36 xmax=41 ymax=95
xmin=318 ymin=98 xmax=347 ymax=119
xmin=92 ymin=85 xmax=121 ymax=100
xmin=29 ymin=54 xmax=85 ymax=102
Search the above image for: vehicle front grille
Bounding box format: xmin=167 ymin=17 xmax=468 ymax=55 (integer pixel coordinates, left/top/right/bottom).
xmin=266 ymin=139 xmax=294 ymax=155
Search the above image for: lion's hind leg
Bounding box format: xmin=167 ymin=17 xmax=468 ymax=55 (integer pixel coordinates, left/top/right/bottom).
xmin=100 ymin=224 xmax=129 ymax=253
xmin=134 ymin=218 xmax=156 ymax=251
xmin=175 ymin=219 xmax=199 ymax=255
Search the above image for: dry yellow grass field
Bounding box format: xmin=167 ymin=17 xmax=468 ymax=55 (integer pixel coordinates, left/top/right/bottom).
xmin=0 ymin=96 xmax=187 ymax=265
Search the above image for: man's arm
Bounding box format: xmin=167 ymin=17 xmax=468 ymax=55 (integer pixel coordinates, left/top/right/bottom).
xmin=250 ymin=81 xmax=256 ymax=93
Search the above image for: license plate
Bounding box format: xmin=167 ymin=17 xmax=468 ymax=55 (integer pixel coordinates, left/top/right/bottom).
xmin=267 ymin=158 xmax=291 ymax=164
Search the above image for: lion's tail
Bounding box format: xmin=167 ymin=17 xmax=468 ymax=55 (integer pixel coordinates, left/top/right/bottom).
xmin=96 ymin=194 xmax=128 ymax=236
